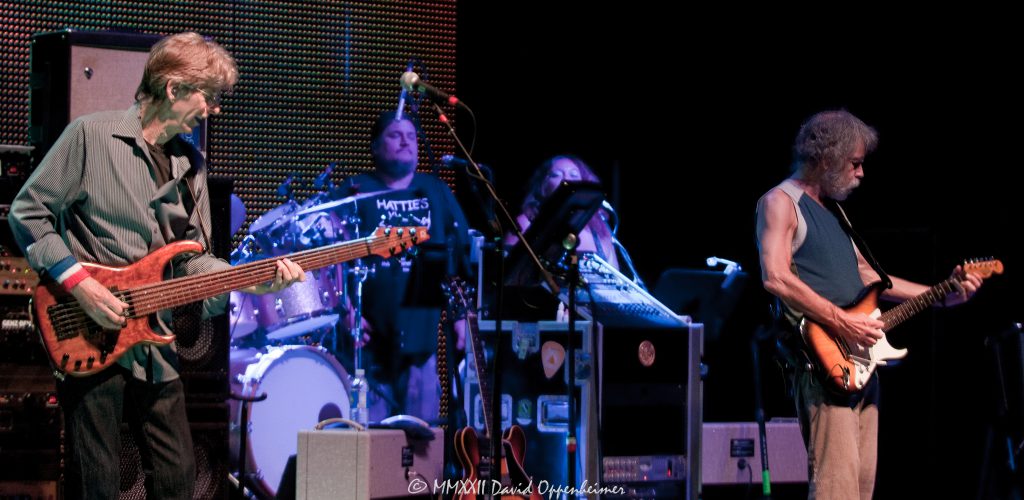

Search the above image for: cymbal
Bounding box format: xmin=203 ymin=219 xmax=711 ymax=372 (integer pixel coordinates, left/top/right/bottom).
xmin=249 ymin=200 xmax=299 ymax=234
xmin=295 ymin=189 xmax=401 ymax=216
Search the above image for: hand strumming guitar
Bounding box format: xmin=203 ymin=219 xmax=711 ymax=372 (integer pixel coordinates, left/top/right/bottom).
xmin=71 ymin=277 xmax=130 ymax=330
xmin=830 ymin=308 xmax=884 ymax=347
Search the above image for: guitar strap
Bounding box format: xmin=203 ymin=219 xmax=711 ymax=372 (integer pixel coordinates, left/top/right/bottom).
xmin=438 ymin=309 xmax=453 ymax=430
xmin=176 ymin=139 xmax=212 ymax=255
xmin=438 ymin=290 xmax=469 ymax=480
xmin=182 ymin=174 xmax=213 ymax=255
xmin=824 ymin=199 xmax=892 ymax=290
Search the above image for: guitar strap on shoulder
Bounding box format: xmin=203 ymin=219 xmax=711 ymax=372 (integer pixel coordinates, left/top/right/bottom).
xmin=825 ymin=199 xmax=892 ymax=290
xmin=182 ymin=173 xmax=213 ymax=256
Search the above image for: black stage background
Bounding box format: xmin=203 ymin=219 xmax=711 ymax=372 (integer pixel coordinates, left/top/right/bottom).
xmin=457 ymin=4 xmax=1022 ymax=498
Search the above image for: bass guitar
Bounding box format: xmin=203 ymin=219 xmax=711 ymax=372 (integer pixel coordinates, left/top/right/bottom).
xmin=33 ymin=226 xmax=427 ymax=378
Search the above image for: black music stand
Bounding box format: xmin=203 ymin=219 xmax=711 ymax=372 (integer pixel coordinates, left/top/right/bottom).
xmin=653 ymin=268 xmax=748 ymax=342
xmin=655 ymin=269 xmax=770 ymax=494
xmin=504 ymin=181 xmax=605 ymax=288
xmin=503 ymin=180 xmax=604 ymax=489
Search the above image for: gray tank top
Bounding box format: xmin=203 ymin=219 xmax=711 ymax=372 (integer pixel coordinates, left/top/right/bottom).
xmin=777 ymin=180 xmax=864 ymax=306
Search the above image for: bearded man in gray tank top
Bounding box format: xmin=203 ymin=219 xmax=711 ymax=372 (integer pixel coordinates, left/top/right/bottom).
xmin=755 ymin=110 xmax=986 ymax=500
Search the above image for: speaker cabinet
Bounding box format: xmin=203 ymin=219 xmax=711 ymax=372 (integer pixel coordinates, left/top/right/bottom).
xmin=29 ymin=30 xmax=161 ymax=165
xmin=701 ymin=420 xmax=807 ymax=485
xmin=296 ymin=428 xmax=444 ymax=500
xmin=119 ymin=415 xmax=230 ymax=500
xmin=174 ymin=177 xmax=233 ymax=402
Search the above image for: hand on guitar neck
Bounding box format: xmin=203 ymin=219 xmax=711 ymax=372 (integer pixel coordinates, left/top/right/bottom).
xmin=827 ymin=262 xmax=988 ymax=349
xmin=938 ymin=263 xmax=985 ymax=307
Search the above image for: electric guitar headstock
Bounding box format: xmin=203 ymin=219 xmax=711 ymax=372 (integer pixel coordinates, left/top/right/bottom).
xmin=961 ymin=258 xmax=1004 ymax=279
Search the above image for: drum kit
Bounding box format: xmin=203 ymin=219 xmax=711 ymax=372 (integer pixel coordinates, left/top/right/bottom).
xmin=227 ymin=174 xmax=389 ymax=498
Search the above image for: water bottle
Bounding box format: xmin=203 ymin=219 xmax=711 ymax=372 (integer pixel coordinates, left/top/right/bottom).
xmin=350 ymin=368 xmax=368 ymax=427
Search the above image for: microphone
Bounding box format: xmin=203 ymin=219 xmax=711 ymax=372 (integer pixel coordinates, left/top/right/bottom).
xmin=706 ymin=256 xmax=743 ymax=289
xmin=400 ymin=72 xmax=464 ymax=108
xmin=439 ymin=155 xmax=492 ymax=176
xmin=439 ymin=154 xmax=471 ymax=168
xmin=439 ymin=155 xmax=494 ymax=189
xmin=277 ymin=173 xmax=295 ymax=198
xmin=600 ymin=200 xmax=619 ymax=235
xmin=313 ymin=162 xmax=335 ymax=190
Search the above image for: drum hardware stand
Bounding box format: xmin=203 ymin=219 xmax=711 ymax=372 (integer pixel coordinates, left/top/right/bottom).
xmin=348 ymin=259 xmax=372 ymax=426
xmin=228 ymin=235 xmax=258 ymax=345
xmin=229 ymin=234 xmax=257 ymax=264
xmin=301 ymin=214 xmax=332 ymax=249
xmin=346 ymin=214 xmax=373 ymax=425
xmin=229 ymin=391 xmax=268 ymax=500
xmin=319 ymin=213 xmax=354 ymax=357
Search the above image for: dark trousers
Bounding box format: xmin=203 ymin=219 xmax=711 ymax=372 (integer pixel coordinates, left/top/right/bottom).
xmin=59 ymin=366 xmax=195 ymax=500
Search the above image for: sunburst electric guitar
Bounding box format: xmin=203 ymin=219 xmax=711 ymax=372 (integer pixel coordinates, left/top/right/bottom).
xmin=802 ymin=258 xmax=1003 ymax=393
xmin=33 ymin=226 xmax=427 ymax=378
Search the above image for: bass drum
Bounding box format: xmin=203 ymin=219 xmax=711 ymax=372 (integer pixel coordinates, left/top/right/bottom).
xmin=230 ymin=345 xmax=350 ymax=498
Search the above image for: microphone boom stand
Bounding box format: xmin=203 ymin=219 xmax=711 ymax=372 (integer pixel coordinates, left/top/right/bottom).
xmin=429 ymin=102 xmax=558 ymax=494
xmin=752 ymin=325 xmax=773 ymax=498
xmin=564 ymin=233 xmax=580 ymax=490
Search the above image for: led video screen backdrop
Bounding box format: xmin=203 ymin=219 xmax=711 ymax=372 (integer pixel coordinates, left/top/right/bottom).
xmin=0 ymin=0 xmax=456 ymax=245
